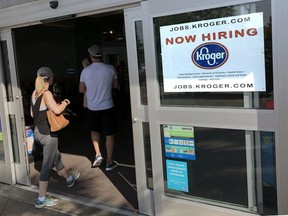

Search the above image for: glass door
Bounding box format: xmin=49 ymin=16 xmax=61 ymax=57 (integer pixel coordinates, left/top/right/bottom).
xmin=0 ymin=30 xmax=30 ymax=185
xmin=124 ymin=6 xmax=154 ymax=216
xmin=141 ymin=0 xmax=278 ymax=215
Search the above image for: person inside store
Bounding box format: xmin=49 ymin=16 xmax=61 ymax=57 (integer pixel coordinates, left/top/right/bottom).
xmin=79 ymin=44 xmax=119 ymax=171
xmin=81 ymin=57 xmax=92 ymax=108
xmin=31 ymin=66 xmax=80 ymax=208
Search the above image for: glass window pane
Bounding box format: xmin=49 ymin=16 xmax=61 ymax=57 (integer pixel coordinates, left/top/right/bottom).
xmin=9 ymin=115 xmax=20 ymax=163
xmin=143 ymin=122 xmax=153 ymax=189
xmin=135 ymin=21 xmax=148 ymax=105
xmin=260 ymin=131 xmax=277 ymax=215
xmin=1 ymin=41 xmax=13 ymax=102
xmin=154 ymin=0 xmax=272 ymax=109
xmin=161 ymin=125 xmax=277 ymax=215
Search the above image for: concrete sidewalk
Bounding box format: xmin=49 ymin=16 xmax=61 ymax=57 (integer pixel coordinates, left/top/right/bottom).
xmin=0 ymin=183 xmax=139 ymax=216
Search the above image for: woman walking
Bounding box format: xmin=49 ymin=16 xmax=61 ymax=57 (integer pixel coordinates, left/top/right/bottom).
xmin=31 ymin=67 xmax=80 ymax=208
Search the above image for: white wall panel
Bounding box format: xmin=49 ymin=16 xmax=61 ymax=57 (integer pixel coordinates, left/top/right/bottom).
xmin=0 ymin=0 xmax=141 ymax=28
xmin=147 ymin=0 xmax=262 ymax=17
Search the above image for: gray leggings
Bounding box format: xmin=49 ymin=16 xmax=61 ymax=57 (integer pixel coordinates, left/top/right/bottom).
xmin=34 ymin=127 xmax=65 ymax=181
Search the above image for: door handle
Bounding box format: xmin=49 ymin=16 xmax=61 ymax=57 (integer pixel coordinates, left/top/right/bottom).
xmin=132 ymin=118 xmax=138 ymax=123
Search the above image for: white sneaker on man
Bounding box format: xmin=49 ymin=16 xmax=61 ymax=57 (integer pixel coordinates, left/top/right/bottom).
xmin=92 ymin=154 xmax=103 ymax=167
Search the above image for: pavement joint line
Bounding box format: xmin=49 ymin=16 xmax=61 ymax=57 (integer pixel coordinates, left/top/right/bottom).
xmin=118 ymin=163 xmax=135 ymax=168
xmin=0 ymin=197 xmax=9 ymax=215
xmin=117 ymin=171 xmax=137 ymax=192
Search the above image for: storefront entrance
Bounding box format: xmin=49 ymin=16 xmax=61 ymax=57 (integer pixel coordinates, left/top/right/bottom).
xmin=12 ymin=9 xmax=145 ymax=214
xmin=1 ymin=0 xmax=288 ymax=215
xmin=0 ymin=5 xmax=153 ymax=215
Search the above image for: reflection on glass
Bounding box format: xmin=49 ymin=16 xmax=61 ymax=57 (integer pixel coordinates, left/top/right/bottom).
xmin=161 ymin=125 xmax=277 ymax=215
xmin=135 ymin=21 xmax=148 ymax=105
xmin=154 ymin=0 xmax=273 ymax=109
xmin=0 ymin=119 xmax=5 ymax=162
xmin=143 ymin=122 xmax=153 ymax=189
xmin=0 ymin=41 xmax=13 ymax=102
xmin=162 ymin=126 xmax=248 ymax=206
xmin=9 ymin=115 xmax=20 ymax=163
xmin=260 ymin=131 xmax=277 ymax=215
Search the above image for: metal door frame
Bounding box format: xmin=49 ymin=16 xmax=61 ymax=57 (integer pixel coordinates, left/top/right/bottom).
xmin=0 ymin=30 xmax=30 ymax=185
xmin=0 ymin=31 xmax=14 ymax=184
xmin=124 ymin=6 xmax=154 ymax=216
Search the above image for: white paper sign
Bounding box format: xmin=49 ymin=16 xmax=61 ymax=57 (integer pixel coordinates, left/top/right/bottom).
xmin=160 ymin=12 xmax=265 ymax=92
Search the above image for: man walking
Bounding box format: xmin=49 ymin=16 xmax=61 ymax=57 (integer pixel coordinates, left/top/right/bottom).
xmin=79 ymin=44 xmax=119 ymax=171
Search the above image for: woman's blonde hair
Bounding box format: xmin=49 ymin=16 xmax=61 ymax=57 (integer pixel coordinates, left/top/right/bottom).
xmin=35 ymin=75 xmax=50 ymax=98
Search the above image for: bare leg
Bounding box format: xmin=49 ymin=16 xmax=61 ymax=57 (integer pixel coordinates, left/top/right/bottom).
xmin=91 ymin=131 xmax=101 ymax=155
xmin=58 ymin=167 xmax=80 ymax=188
xmin=36 ymin=180 xmax=59 ymax=208
xmin=106 ymin=135 xmax=115 ymax=163
xmin=58 ymin=167 xmax=70 ymax=180
xmin=38 ymin=181 xmax=49 ymax=197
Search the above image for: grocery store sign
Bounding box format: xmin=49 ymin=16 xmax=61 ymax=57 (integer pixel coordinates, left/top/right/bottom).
xmin=160 ymin=12 xmax=265 ymax=92
xmin=192 ymin=42 xmax=229 ymax=69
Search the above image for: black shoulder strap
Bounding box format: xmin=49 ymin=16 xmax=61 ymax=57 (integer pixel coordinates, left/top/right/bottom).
xmin=32 ymin=94 xmax=43 ymax=126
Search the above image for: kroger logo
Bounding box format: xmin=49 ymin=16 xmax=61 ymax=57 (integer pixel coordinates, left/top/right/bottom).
xmin=192 ymin=42 xmax=229 ymax=69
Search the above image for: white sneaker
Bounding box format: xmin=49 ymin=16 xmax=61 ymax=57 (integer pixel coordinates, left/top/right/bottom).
xmin=92 ymin=155 xmax=103 ymax=167
xmin=35 ymin=196 xmax=59 ymax=208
